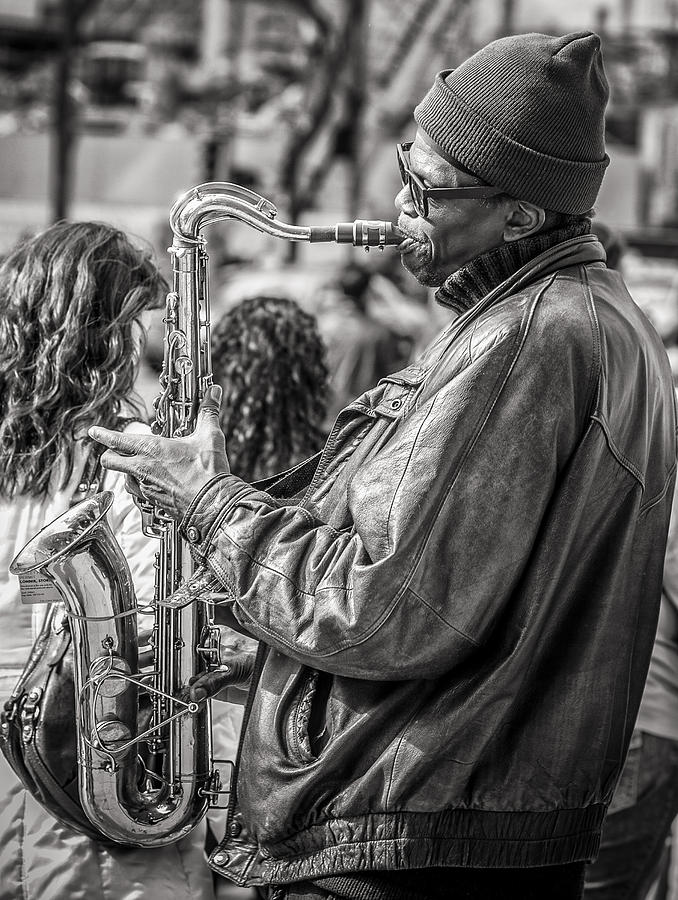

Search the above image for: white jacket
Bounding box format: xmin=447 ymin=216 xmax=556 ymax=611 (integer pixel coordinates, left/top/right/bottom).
xmin=0 ymin=425 xmax=215 ymax=900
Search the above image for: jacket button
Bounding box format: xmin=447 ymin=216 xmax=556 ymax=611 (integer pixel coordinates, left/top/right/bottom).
xmin=186 ymin=526 xmax=201 ymax=543
xmin=389 ymin=398 xmax=403 ymax=410
xmin=229 ymin=821 xmax=242 ymax=837
xmin=212 ymin=852 xmax=229 ymax=865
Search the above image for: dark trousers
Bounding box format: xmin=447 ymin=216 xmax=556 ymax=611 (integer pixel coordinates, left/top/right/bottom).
xmin=585 ymin=731 xmax=678 ymax=900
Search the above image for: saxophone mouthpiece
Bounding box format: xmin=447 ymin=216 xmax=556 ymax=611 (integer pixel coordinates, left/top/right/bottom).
xmin=309 ymin=221 xmax=402 ymax=249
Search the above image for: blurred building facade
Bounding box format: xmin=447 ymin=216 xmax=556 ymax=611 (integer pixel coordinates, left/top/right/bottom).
xmin=0 ymin=0 xmax=676 ymax=260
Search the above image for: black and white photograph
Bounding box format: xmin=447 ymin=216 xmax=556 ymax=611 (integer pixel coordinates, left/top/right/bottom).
xmin=1 ymin=1 xmax=678 ymax=898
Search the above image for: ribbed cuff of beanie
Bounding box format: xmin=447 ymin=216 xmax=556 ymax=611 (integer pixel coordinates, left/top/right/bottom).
xmin=414 ymin=71 xmax=609 ymax=215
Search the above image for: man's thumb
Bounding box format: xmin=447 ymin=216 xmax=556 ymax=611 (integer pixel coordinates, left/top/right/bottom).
xmin=200 ymin=384 xmax=222 ymax=417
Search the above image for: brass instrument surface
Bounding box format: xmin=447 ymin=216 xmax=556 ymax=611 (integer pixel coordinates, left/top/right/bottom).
xmin=9 ymin=182 xmax=400 ymax=846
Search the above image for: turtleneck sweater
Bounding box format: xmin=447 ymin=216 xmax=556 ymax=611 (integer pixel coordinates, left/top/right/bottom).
xmin=434 ymin=221 xmax=592 ymax=316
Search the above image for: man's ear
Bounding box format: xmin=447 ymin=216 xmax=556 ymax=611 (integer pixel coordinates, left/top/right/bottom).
xmin=503 ymin=201 xmax=546 ymax=242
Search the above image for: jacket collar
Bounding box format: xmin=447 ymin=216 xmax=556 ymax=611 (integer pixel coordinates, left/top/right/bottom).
xmin=488 ymin=234 xmax=607 ymax=308
xmin=422 ymin=235 xmax=607 ymax=369
xmin=435 ymin=223 xmax=600 ymax=314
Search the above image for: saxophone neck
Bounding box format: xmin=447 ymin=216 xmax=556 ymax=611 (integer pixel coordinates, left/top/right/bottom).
xmin=169 ymin=181 xmax=401 ymax=248
xmin=170 ymin=182 xmax=311 ymax=245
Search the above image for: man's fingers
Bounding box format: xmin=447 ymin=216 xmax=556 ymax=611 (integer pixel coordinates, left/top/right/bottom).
xmin=100 ymin=449 xmax=140 ymax=478
xmin=185 ymin=668 xmax=237 ymax=704
xmin=195 ymin=386 xmax=229 ymax=467
xmin=188 ymin=670 xmax=224 ymax=702
xmin=89 ymin=427 xmax=169 ymax=485
xmin=89 ymin=426 xmax=145 ymax=455
xmin=198 ymin=384 xmax=222 ymax=424
xmin=189 ymin=669 xmax=233 ymax=701
xmin=188 ymin=656 xmax=253 ymax=702
xmin=125 ymin=473 xmax=144 ymax=499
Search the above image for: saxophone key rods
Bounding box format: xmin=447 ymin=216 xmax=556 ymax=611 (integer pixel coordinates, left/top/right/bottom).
xmin=10 ymin=182 xmax=401 ymax=847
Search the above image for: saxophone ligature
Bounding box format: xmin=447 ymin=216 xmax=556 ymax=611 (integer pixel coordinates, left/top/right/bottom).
xmin=9 ymin=183 xmax=401 ymax=846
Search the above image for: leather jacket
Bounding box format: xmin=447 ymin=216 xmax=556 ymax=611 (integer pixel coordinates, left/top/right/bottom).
xmin=179 ymin=235 xmax=677 ymax=885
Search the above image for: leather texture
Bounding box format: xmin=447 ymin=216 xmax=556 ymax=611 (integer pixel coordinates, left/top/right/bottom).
xmin=181 ymin=237 xmax=677 ymax=883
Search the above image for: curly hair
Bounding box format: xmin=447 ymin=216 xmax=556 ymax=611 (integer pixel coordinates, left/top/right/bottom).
xmin=211 ymin=295 xmax=329 ymax=482
xmin=0 ymin=221 xmax=167 ymax=500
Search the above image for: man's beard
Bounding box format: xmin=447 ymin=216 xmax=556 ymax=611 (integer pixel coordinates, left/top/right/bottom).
xmin=399 ymin=236 xmax=452 ymax=287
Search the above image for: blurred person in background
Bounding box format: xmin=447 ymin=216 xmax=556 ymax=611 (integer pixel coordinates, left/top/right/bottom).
xmin=91 ymin=32 xmax=677 ymax=900
xmin=584 ymin=225 xmax=678 ymax=900
xmin=208 ymin=294 xmax=328 ymax=900
xmin=315 ymin=262 xmax=410 ymax=429
xmin=0 ymin=222 xmax=215 ymax=900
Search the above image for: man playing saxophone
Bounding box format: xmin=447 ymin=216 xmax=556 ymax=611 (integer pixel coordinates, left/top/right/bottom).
xmin=91 ymin=32 xmax=677 ymax=900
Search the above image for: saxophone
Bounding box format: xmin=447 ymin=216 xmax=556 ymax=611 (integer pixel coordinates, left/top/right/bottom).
xmin=9 ymin=183 xmax=401 ymax=846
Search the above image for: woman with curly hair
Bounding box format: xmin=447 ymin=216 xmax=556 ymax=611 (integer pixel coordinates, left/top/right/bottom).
xmin=0 ymin=221 xmax=216 ymax=900
xmin=211 ymin=295 xmax=329 ymax=482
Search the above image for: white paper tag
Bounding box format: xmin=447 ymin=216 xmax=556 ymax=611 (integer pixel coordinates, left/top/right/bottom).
xmin=18 ymin=571 xmax=62 ymax=605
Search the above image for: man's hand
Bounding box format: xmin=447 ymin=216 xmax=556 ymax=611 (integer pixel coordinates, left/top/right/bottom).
xmin=187 ymin=650 xmax=256 ymax=702
xmin=88 ymin=385 xmax=231 ymax=522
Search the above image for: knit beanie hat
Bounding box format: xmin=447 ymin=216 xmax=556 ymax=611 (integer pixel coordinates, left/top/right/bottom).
xmin=414 ymin=31 xmax=610 ymax=214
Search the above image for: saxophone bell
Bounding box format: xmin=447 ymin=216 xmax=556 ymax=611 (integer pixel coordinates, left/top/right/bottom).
xmin=10 ymin=491 xmax=212 ymax=847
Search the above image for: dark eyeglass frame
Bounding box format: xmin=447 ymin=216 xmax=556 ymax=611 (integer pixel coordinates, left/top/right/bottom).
xmin=396 ymin=142 xmax=503 ymax=217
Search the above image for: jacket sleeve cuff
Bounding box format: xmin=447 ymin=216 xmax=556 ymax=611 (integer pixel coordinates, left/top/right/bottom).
xmin=180 ymin=473 xmax=255 ymax=558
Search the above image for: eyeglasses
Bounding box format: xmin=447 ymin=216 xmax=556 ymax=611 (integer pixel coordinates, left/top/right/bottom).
xmin=396 ymin=142 xmax=503 ymax=217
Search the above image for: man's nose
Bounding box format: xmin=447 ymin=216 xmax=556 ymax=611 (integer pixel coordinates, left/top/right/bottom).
xmin=395 ymin=184 xmax=416 ymax=217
